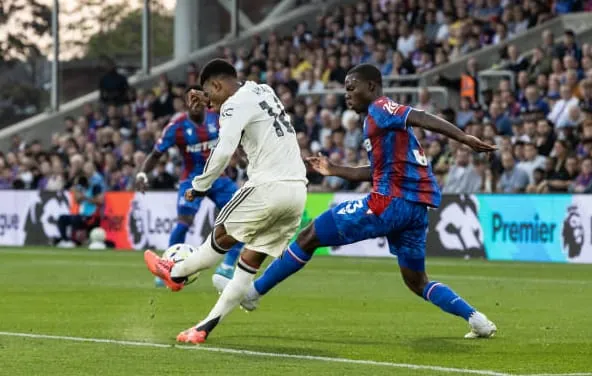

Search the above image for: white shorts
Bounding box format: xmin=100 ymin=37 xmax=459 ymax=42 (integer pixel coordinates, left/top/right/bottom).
xmin=215 ymin=181 xmax=307 ymax=257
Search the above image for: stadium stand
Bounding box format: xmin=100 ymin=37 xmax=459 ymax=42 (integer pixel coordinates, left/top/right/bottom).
xmin=1 ymin=0 xmax=592 ymax=196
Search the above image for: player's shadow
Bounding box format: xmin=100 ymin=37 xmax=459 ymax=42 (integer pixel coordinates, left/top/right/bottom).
xmin=407 ymin=337 xmax=477 ymax=354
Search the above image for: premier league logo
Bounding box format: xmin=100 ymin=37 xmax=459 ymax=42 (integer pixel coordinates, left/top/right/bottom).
xmin=561 ymin=205 xmax=585 ymax=259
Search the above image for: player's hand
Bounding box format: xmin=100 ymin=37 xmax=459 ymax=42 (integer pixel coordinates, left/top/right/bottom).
xmin=135 ymin=172 xmax=148 ymax=194
xmin=305 ymin=153 xmax=334 ymax=176
xmin=187 ymin=89 xmax=208 ymax=111
xmin=184 ymin=188 xmax=206 ymax=202
xmin=461 ymin=135 xmax=498 ymax=153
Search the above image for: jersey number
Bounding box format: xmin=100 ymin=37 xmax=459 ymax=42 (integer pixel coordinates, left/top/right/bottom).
xmin=337 ymin=200 xmax=364 ymax=215
xmin=259 ymin=99 xmax=294 ymax=137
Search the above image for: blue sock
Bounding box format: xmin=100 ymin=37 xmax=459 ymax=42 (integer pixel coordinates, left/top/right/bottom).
xmin=221 ymin=243 xmax=242 ymax=268
xmin=254 ymin=242 xmax=312 ymax=295
xmin=169 ymin=222 xmax=189 ymax=246
xmin=422 ymin=281 xmax=476 ymax=321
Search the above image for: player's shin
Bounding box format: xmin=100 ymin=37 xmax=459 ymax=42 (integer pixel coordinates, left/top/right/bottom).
xmin=253 ymin=242 xmax=312 ymax=295
xmin=221 ymin=243 xmax=242 ymax=269
xmin=195 ymin=260 xmax=257 ymax=336
xmin=422 ymin=281 xmax=476 ymax=321
xmin=169 ymin=222 xmax=189 ymax=245
xmin=170 ymin=233 xmax=226 ymax=280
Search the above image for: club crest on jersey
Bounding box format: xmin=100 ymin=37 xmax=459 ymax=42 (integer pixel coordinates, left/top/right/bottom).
xmin=207 ymin=122 xmax=217 ymax=134
xmin=222 ymin=107 xmax=234 ymax=118
xmin=363 ymin=138 xmax=372 ymax=152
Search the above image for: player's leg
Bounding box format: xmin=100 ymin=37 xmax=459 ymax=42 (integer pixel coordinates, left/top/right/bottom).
xmin=154 ymin=180 xmax=199 ymax=287
xmin=178 ymin=182 xmax=304 ymax=344
xmin=170 ymin=180 xmax=200 ymax=246
xmin=389 ymin=203 xmax=496 ymax=338
xmin=145 ymin=222 xmax=236 ymax=290
xmin=246 ymin=196 xmax=378 ymax=308
xmin=165 ymin=185 xmax=256 ymax=282
xmin=145 ymin=185 xmax=255 ymax=289
xmin=178 ymin=245 xmax=267 ymax=344
xmin=208 ymin=177 xmax=243 ymax=289
xmin=247 ymin=221 xmax=319 ymax=300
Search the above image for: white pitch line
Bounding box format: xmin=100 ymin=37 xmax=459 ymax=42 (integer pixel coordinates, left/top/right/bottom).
xmin=0 ymin=331 xmax=509 ymax=376
xmin=524 ymin=374 xmax=592 ymax=376
xmin=0 ymin=331 xmax=588 ymax=376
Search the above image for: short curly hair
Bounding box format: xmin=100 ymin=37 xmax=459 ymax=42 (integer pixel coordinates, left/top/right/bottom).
xmin=199 ymin=59 xmax=237 ymax=86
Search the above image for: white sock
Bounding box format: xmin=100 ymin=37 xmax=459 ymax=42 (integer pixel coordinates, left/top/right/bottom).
xmin=196 ymin=262 xmax=257 ymax=327
xmin=171 ymin=234 xmax=225 ymax=278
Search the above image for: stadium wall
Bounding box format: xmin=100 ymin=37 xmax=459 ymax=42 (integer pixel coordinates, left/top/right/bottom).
xmin=0 ymin=190 xmax=589 ymax=264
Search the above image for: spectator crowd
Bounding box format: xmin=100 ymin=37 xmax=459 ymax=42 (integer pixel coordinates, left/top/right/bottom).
xmin=1 ymin=0 xmax=591 ymax=195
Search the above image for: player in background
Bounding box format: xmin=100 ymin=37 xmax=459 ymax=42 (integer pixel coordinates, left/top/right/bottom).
xmin=234 ymin=64 xmax=498 ymax=339
xmin=143 ymin=59 xmax=308 ymax=344
xmin=135 ymin=85 xmax=243 ymax=290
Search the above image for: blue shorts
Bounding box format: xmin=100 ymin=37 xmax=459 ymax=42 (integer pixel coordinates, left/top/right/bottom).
xmin=314 ymin=194 xmax=429 ymax=271
xmin=177 ymin=177 xmax=238 ymax=217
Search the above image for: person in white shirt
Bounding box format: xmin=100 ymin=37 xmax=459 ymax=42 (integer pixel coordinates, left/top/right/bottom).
xmin=143 ymin=59 xmax=308 ymax=345
xmin=397 ymin=23 xmax=416 ymax=58
xmin=298 ymin=68 xmax=325 ymax=94
xmin=517 ymin=142 xmax=547 ymax=184
xmin=548 ymin=84 xmax=579 ymax=127
xmin=442 ymin=147 xmax=482 ymax=193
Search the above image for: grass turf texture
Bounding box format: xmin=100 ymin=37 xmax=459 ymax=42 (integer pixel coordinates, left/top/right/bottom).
xmin=0 ymin=248 xmax=591 ymax=376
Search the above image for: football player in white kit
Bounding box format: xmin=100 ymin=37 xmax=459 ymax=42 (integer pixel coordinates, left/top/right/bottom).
xmin=144 ymin=58 xmax=308 ymax=344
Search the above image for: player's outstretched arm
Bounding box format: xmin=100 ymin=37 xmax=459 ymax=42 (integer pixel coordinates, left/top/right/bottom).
xmin=192 ymin=101 xmax=247 ymax=193
xmin=306 ymin=153 xmax=372 ymax=181
xmin=406 ymin=110 xmax=497 ymax=153
xmin=135 ymin=150 xmax=162 ymax=193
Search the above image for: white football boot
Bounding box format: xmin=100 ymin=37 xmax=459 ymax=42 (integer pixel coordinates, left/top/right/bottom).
xmin=464 ymin=311 xmax=497 ymax=338
xmin=239 ymin=283 xmax=261 ymax=312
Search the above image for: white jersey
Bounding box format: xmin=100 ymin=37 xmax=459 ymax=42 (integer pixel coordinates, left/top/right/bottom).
xmin=192 ymin=81 xmax=307 ymax=192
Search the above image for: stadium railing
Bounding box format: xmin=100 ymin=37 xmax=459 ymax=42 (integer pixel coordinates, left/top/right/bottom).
xmin=0 ymin=0 xmax=359 ymax=150
xmin=382 ymin=74 xmax=421 ymax=87
xmin=477 ymin=22 xmax=592 ymax=104
xmin=297 ymin=87 xmax=450 ymax=109
xmin=2 ymin=11 xmax=591 ymax=150
xmin=476 ymin=70 xmax=516 ymax=104
xmin=418 ymin=12 xmax=592 ymax=108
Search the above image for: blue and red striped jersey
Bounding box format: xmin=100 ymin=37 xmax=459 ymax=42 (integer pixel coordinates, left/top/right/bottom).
xmin=155 ymin=111 xmax=220 ymax=181
xmin=363 ymin=96 xmax=441 ymax=208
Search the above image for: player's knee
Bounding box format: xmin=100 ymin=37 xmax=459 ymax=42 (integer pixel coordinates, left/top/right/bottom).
xmin=178 ymin=215 xmax=194 ymax=226
xmin=240 ymin=249 xmax=266 ymax=270
xmin=295 ymin=224 xmax=320 ymax=255
xmin=213 ymin=225 xmax=238 ymax=250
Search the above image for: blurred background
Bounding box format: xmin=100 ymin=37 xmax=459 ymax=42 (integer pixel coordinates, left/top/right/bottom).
xmin=1 ymin=0 xmax=592 ymax=257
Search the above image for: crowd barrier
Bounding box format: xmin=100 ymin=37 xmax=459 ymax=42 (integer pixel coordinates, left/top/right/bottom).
xmin=0 ymin=190 xmax=589 ymax=263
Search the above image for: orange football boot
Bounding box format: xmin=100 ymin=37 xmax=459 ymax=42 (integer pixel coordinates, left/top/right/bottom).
xmin=143 ymin=250 xmax=184 ymax=292
xmin=176 ymin=327 xmax=208 ymax=344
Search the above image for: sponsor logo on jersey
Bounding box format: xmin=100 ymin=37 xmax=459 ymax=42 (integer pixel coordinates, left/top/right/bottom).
xmin=186 ymin=139 xmax=218 ymax=153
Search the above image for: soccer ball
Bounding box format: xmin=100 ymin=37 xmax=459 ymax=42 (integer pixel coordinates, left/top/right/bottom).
xmin=161 ymin=243 xmax=200 ymax=285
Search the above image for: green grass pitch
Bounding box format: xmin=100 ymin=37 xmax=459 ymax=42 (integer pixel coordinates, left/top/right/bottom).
xmin=0 ymin=247 xmax=591 ymax=376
